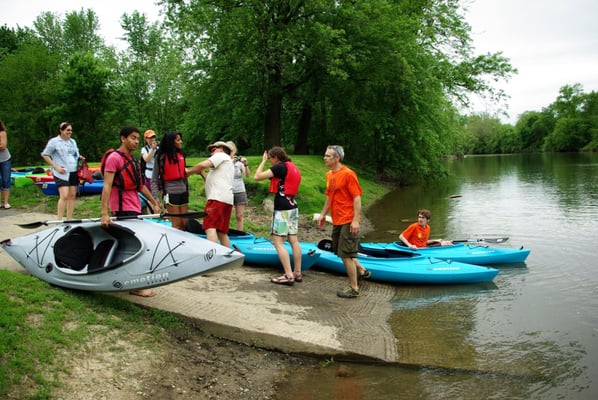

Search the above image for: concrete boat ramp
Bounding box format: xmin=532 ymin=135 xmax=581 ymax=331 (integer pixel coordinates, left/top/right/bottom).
xmin=1 ymin=212 xmax=399 ymax=362
xmin=112 ymin=266 xmax=400 ymax=362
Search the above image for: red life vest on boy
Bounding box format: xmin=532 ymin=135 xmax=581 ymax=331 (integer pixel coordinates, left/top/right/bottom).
xmin=100 ymin=149 xmax=142 ymax=191
xmin=100 ymin=149 xmax=142 ymax=210
xmin=269 ymin=161 xmax=301 ymax=197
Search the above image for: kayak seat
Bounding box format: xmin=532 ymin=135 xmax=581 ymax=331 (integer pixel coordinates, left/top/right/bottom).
xmin=54 ymin=227 xmax=94 ymax=271
xmin=88 ymin=239 xmax=119 ymax=272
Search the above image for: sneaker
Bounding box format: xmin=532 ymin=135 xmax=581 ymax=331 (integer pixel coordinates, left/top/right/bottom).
xmin=337 ymin=286 xmax=360 ymax=298
xmin=358 ymin=269 xmax=371 ymax=281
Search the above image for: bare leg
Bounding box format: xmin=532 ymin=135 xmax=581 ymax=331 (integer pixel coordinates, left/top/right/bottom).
xmin=354 ymin=258 xmax=367 ymax=276
xmin=271 ymin=235 xmax=293 ymax=277
xmin=167 ymin=203 xmax=188 ymax=230
xmin=287 ymin=234 xmax=302 ymax=275
xmin=65 ymin=185 xmax=77 ymax=219
xmin=342 ymin=257 xmax=359 ymax=291
xmin=217 ymin=232 xmax=230 ymax=248
xmin=235 ymin=204 xmax=245 ymax=230
xmin=205 ymin=228 xmax=219 ymax=243
xmin=56 ymin=186 xmax=69 ymax=219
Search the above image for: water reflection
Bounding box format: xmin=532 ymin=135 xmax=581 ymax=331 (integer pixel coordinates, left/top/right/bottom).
xmin=278 ymin=154 xmax=596 ymax=399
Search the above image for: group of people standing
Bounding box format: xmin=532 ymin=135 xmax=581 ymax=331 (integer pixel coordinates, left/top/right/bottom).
xmin=9 ymin=118 xmax=377 ymax=298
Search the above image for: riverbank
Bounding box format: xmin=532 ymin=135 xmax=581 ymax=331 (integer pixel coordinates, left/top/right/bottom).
xmin=1 ymin=206 xmax=380 ymax=400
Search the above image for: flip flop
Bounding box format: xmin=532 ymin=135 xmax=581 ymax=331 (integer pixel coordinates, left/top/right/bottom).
xmin=271 ymin=274 xmax=294 ymax=286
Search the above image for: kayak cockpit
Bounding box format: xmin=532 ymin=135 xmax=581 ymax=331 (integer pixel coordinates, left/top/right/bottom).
xmin=53 ymin=224 xmax=142 ymax=274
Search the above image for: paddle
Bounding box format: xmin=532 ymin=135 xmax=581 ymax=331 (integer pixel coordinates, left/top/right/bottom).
xmin=451 ymin=237 xmax=509 ymax=244
xmin=17 ymin=211 xmax=207 ymax=229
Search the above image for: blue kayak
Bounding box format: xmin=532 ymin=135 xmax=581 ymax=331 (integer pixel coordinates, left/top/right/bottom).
xmin=304 ymin=241 xmax=499 ymax=284
xmin=152 ymin=219 xmax=321 ymax=270
xmin=358 ymin=241 xmax=530 ymax=265
xmin=35 ymin=180 xmax=104 ymax=195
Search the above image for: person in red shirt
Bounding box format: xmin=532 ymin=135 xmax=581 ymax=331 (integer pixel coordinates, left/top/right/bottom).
xmin=399 ymin=209 xmax=451 ymax=249
xmin=317 ymin=145 xmax=370 ymax=298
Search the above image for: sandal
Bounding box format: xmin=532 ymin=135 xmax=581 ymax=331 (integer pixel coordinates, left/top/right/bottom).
xmin=271 ymin=274 xmax=295 ymax=286
xmin=293 ymin=272 xmax=303 ymax=282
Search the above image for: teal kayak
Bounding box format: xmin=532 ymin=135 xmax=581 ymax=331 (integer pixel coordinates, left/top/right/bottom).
xmin=358 ymin=241 xmax=530 ymax=265
xmin=304 ymin=241 xmax=499 ymax=284
xmin=151 ymin=219 xmax=321 ymax=270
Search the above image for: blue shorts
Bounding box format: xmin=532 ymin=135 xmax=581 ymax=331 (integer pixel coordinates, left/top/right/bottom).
xmin=0 ymin=158 xmax=11 ymax=190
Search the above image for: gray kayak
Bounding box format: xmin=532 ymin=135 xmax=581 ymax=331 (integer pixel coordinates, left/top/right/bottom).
xmin=1 ymin=218 xmax=244 ymax=291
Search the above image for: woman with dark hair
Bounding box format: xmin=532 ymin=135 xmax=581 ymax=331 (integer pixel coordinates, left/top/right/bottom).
xmin=41 ymin=122 xmax=83 ymax=219
xmin=0 ymin=120 xmax=11 ymax=209
xmin=153 ymin=131 xmax=188 ymax=230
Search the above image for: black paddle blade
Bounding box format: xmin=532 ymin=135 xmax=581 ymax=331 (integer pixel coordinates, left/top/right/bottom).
xmin=17 ymin=221 xmax=48 ymax=229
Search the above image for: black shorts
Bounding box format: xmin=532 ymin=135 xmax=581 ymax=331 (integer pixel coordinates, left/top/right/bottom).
xmin=164 ymin=192 xmax=189 ymax=206
xmin=54 ymin=172 xmax=79 ymax=187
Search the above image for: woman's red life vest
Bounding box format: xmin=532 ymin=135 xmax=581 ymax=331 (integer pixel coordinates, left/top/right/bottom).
xmin=269 ymin=161 xmax=301 ymax=196
xmin=161 ymin=152 xmax=186 ymax=181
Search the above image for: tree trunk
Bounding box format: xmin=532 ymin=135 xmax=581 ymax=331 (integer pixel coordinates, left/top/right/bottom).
xmin=295 ymin=104 xmax=311 ymax=154
xmin=264 ymin=70 xmax=282 ymax=149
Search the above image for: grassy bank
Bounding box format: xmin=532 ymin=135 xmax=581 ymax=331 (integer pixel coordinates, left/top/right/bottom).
xmin=0 ymin=270 xmax=190 ymax=399
xmin=2 ymin=156 xmax=391 ymax=398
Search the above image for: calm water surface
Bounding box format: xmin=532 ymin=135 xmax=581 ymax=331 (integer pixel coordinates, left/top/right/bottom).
xmin=280 ymin=153 xmax=597 ymax=399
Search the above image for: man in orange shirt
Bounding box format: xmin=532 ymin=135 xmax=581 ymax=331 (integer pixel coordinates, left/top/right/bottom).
xmin=318 ymin=145 xmax=370 ymax=298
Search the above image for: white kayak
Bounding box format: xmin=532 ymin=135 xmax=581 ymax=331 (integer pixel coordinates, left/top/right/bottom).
xmin=0 ymin=218 xmax=244 ymax=292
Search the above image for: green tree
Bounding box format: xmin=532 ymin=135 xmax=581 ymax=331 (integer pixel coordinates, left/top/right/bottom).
xmin=0 ymin=42 xmax=61 ymax=164
xmin=56 ymin=52 xmax=113 ymax=159
xmin=118 ymin=11 xmax=186 ymax=135
xmin=515 ymin=110 xmax=554 ymax=152
xmin=164 ymin=0 xmax=514 ymax=181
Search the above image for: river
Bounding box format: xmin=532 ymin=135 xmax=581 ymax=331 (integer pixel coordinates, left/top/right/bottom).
xmin=280 ymin=153 xmax=597 ymax=399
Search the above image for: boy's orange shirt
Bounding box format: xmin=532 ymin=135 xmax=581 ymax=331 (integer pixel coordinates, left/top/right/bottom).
xmin=401 ymin=222 xmax=431 ymax=248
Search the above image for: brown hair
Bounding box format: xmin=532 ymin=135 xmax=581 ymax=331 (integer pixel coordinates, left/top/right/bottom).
xmin=267 ymin=146 xmax=291 ymax=162
xmin=418 ymin=209 xmax=431 ymax=220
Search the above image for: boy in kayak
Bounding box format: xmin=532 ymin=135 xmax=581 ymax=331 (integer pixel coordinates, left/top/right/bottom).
xmin=399 ymin=209 xmax=452 ymax=249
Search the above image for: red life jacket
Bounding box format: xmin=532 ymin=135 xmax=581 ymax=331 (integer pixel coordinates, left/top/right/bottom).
xmin=100 ymin=149 xmax=142 ymax=210
xmin=269 ymin=161 xmax=301 ymax=196
xmin=160 ymin=152 xmax=186 ymax=181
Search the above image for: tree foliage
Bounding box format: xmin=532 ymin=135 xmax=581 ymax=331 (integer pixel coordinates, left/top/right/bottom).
xmin=162 ymin=0 xmax=515 ymax=181
xmin=3 ymin=3 xmax=594 ymax=182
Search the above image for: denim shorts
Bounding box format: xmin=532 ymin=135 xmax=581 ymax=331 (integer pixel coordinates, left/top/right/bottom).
xmin=0 ymin=158 xmax=11 ymax=190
